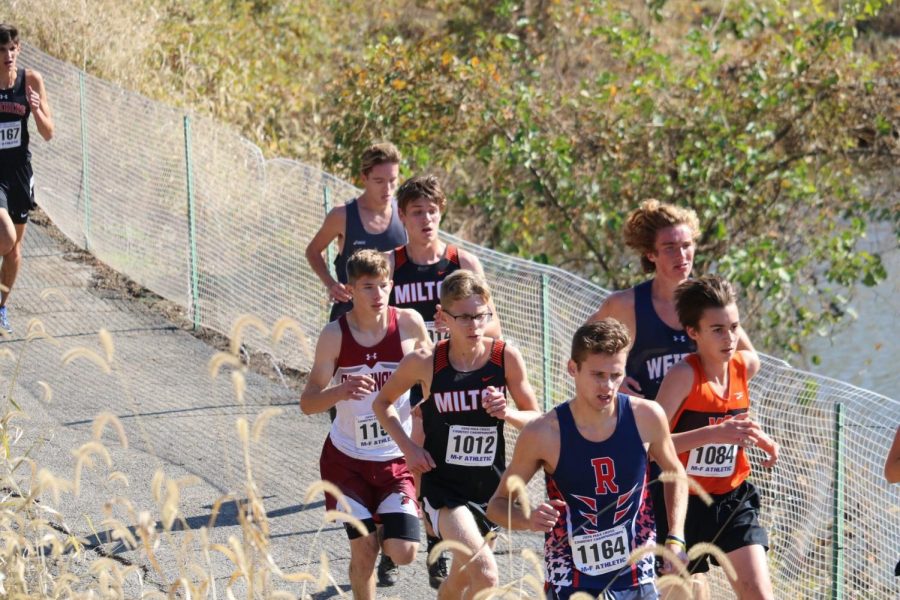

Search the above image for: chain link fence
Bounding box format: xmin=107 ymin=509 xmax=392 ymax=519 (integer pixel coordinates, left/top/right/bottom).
xmin=20 ymin=44 xmax=900 ymax=598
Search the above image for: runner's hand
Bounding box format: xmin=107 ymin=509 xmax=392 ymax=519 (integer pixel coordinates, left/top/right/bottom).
xmin=339 ymin=374 xmax=375 ymax=401
xmin=404 ymin=444 xmax=435 ymax=474
xmin=482 ymin=386 xmax=508 ymax=420
xmin=529 ymin=499 xmax=566 ymax=533
xmin=715 ymin=412 xmax=760 ymax=446
xmin=661 ymin=542 xmax=688 ymax=576
xmin=620 ymin=376 xmax=644 ymax=398
xmin=26 ymin=85 xmax=41 ymax=112
xmin=755 ymin=432 xmax=779 ymax=468
xmin=328 ymin=281 xmax=352 ymax=303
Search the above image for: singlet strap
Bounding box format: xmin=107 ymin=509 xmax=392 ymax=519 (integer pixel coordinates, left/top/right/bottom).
xmin=489 ymin=339 xmax=506 ymax=367
xmin=394 ymin=246 xmax=408 ymax=268
xmin=433 ymin=339 xmax=451 ymax=374
xmin=446 ymin=244 xmax=460 ymax=265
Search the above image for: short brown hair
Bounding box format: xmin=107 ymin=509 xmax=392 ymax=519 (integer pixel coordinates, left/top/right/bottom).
xmin=360 ymin=142 xmax=401 ymax=175
xmin=674 ymin=275 xmax=736 ymax=331
xmin=623 ymin=199 xmax=700 ymax=273
xmin=570 ymin=319 xmax=631 ymax=366
xmin=346 ymin=249 xmax=390 ymax=284
xmin=396 ymin=174 xmax=447 ymax=213
xmin=0 ymin=24 xmax=19 ymax=45
xmin=439 ymin=270 xmax=491 ymax=307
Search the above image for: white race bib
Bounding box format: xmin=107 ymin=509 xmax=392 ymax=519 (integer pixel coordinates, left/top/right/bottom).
xmin=571 ymin=525 xmax=629 ymax=575
xmin=445 ymin=425 xmax=497 ymax=466
xmin=685 ymin=444 xmax=737 ymax=477
xmin=0 ymin=122 xmax=22 ymax=150
xmin=426 ymin=321 xmax=450 ymax=343
xmin=354 ymin=414 xmax=391 ymax=450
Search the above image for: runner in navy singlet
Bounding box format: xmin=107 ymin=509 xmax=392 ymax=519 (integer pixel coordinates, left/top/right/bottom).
xmin=305 ymin=142 xmax=407 ymax=323
xmin=374 ymin=270 xmax=540 ymax=599
xmin=0 ymin=24 xmax=54 ymax=334
xmin=387 ymin=174 xmax=502 ymax=588
xmin=488 ymin=319 xmax=688 ymax=600
xmin=587 ymin=200 xmax=755 ymax=599
xmin=300 ymin=250 xmax=430 ymax=600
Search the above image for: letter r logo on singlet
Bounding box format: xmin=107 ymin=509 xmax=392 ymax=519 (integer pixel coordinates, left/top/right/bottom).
xmin=590 ymin=457 xmax=619 ymax=495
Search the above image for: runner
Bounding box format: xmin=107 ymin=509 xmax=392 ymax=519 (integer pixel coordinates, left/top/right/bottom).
xmin=588 ymin=199 xmax=753 ymax=598
xmin=387 ymin=173 xmax=502 ymax=588
xmin=487 ymin=319 xmax=689 ymax=600
xmin=0 ymin=24 xmax=54 ymax=334
xmin=305 ymin=141 xmax=407 ymax=323
xmin=389 ymin=173 xmax=501 ymax=343
xmin=373 ymin=270 xmax=541 ymax=599
xmin=655 ymin=275 xmax=778 ymax=600
xmin=300 ymin=250 xmax=430 ymax=599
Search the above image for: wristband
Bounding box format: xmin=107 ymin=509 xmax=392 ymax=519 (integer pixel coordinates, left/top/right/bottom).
xmin=665 ymin=534 xmax=686 ymax=549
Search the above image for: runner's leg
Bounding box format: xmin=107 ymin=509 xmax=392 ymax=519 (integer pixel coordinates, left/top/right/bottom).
xmin=435 ymin=505 xmax=498 ymax=600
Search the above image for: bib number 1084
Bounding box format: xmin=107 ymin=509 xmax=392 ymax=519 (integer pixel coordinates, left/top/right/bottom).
xmin=686 ymin=443 xmax=737 ymax=477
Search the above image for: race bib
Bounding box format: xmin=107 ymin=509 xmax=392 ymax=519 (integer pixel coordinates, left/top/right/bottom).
xmin=0 ymin=122 xmax=22 ymax=150
xmin=686 ymin=444 xmax=737 ymax=477
xmin=426 ymin=321 xmax=450 ymax=343
xmin=354 ymin=414 xmax=391 ymax=450
xmin=445 ymin=425 xmax=497 ymax=466
xmin=571 ymin=525 xmax=629 ymax=575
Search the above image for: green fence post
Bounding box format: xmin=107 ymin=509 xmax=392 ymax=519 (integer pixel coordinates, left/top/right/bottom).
xmin=78 ymin=71 xmax=92 ymax=250
xmin=183 ymin=115 xmax=200 ymax=331
xmin=323 ymin=184 xmax=334 ymax=269
xmin=541 ymin=273 xmax=552 ymax=411
xmin=832 ymin=402 xmax=845 ymax=600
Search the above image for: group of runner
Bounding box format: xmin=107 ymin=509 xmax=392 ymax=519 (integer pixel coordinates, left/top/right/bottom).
xmin=301 ymin=143 xmax=779 ymax=600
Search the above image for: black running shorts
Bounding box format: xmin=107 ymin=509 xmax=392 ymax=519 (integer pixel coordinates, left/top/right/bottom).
xmin=0 ymin=162 xmax=35 ymax=224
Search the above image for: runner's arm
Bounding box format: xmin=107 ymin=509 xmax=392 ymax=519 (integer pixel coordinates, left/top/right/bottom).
xmin=399 ymin=308 xmax=433 ymax=352
xmin=657 ymin=362 xmax=766 ymax=453
xmin=642 ymin=401 xmax=688 ymax=544
xmin=373 ymin=351 xmax=436 ymax=473
xmin=487 ymin=419 xmax=560 ymax=531
xmin=493 ymin=344 xmax=541 ymax=430
xmin=25 ymin=69 xmax=53 ymax=141
xmin=300 ymin=323 xmax=372 ymax=414
xmin=305 ymin=207 xmax=351 ymax=301
xmin=885 ymin=425 xmax=900 ymax=484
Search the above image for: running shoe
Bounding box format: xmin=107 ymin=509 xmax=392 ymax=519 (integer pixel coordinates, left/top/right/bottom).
xmin=377 ymin=553 xmax=399 ymax=586
xmin=427 ymin=535 xmax=449 ymax=589
xmin=0 ymin=306 xmax=11 ymax=334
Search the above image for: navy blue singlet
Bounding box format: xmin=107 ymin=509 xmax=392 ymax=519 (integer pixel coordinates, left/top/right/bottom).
xmin=544 ymin=395 xmax=655 ymax=596
xmin=625 ymin=280 xmax=695 ymax=399
xmin=329 ymin=197 xmax=407 ymax=321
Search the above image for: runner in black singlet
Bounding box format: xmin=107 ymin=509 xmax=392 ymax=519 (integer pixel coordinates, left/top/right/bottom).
xmin=0 ymin=24 xmax=54 ymax=334
xmin=374 ymin=270 xmax=540 ymax=599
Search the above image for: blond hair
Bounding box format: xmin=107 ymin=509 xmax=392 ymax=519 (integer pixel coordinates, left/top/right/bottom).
xmin=439 ymin=270 xmax=492 ymax=307
xmin=570 ymin=319 xmax=631 ymax=366
xmin=623 ymin=199 xmax=700 ymax=273
xmin=346 ymin=249 xmax=390 ymax=283
xmin=360 ymin=142 xmax=401 ymax=175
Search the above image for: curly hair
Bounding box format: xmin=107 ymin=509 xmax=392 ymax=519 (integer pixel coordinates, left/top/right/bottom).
xmin=623 ymin=199 xmax=700 ymax=273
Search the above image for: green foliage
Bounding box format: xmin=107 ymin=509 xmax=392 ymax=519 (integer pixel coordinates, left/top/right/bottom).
xmin=322 ymin=0 xmax=898 ymax=356
xmin=8 ymin=0 xmax=898 ymax=357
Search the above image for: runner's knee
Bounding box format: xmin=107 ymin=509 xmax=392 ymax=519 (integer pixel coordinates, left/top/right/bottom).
xmin=382 ymin=538 xmax=417 ymax=565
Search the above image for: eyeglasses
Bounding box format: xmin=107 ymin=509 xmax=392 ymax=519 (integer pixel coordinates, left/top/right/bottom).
xmin=442 ymin=310 xmax=493 ymax=326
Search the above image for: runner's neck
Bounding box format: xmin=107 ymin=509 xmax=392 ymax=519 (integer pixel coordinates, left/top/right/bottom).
xmin=447 ymin=337 xmax=491 ymax=372
xmin=405 ymin=240 xmax=445 ymax=265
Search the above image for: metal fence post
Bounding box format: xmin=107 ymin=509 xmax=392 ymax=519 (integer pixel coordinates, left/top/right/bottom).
xmin=183 ymin=115 xmax=200 ymax=331
xmin=832 ymin=402 xmax=845 ymax=600
xmin=541 ymin=273 xmax=552 ymax=411
xmin=78 ymin=71 xmax=92 ymax=250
